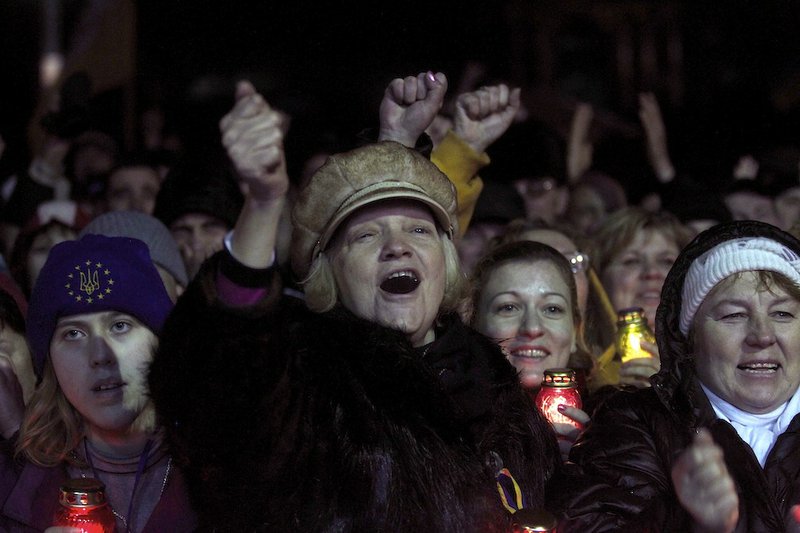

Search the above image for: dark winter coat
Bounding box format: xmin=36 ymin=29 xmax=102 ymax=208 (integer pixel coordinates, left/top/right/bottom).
xmin=0 ymin=439 xmax=197 ymax=532
xmin=553 ymin=221 xmax=800 ymax=532
xmin=148 ymin=252 xmax=561 ymax=532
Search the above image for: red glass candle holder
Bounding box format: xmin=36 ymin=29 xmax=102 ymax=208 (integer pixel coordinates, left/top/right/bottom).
xmin=534 ymin=368 xmax=582 ymax=430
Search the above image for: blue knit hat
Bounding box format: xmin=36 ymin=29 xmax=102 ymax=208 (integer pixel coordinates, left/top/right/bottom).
xmin=27 ymin=234 xmax=173 ymax=378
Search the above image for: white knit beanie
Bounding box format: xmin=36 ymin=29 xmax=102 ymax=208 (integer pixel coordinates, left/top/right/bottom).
xmin=680 ymin=237 xmax=800 ymax=335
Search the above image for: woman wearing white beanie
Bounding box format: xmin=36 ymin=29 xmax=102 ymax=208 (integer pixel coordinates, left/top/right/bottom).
xmin=554 ymin=220 xmax=800 ymax=532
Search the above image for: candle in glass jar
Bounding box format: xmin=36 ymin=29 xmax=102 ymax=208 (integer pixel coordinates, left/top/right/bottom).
xmin=616 ymin=307 xmax=656 ymax=363
xmin=52 ymin=478 xmax=116 ymax=533
xmin=534 ymin=368 xmax=582 ymax=430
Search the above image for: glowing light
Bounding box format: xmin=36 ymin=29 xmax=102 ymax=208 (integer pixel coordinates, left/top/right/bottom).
xmin=40 ymin=52 xmax=64 ymax=89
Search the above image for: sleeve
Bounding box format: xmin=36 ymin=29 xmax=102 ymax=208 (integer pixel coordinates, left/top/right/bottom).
xmin=431 ymin=131 xmax=490 ymax=236
xmin=147 ymin=251 xmax=308 ymax=528
xmin=549 ymin=390 xmax=689 ymax=532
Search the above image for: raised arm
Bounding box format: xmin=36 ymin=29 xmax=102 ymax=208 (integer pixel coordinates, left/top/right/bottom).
xmin=378 ymin=71 xmax=448 ymax=147
xmin=220 ymin=80 xmax=289 ymax=268
xmin=566 ymin=102 xmax=594 ymax=184
xmin=452 ymin=84 xmax=521 ymax=155
xmin=639 ymin=92 xmax=676 ymax=184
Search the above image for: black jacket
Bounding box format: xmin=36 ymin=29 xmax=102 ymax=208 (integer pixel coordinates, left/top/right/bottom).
xmin=148 ymin=252 xmax=561 ymax=532
xmin=553 ymin=221 xmax=800 ymax=532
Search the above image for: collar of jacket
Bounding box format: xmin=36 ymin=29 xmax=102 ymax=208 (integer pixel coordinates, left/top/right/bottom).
xmin=303 ymin=307 xmax=505 ymax=442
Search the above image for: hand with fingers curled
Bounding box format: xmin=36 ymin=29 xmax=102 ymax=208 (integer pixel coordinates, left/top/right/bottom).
xmin=552 ymin=404 xmax=591 ymax=462
xmin=453 ymin=84 xmax=521 ymax=155
xmin=378 ymin=71 xmax=448 ymax=148
xmin=672 ymin=429 xmax=739 ymax=533
xmin=220 ymin=80 xmax=289 ymax=203
xmin=618 ymin=340 xmax=661 ymax=388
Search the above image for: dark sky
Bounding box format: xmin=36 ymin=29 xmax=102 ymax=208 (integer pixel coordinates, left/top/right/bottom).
xmin=3 ymin=1 xmax=800 ymax=187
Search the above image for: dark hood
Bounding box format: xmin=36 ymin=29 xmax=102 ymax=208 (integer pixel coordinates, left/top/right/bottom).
xmin=651 ymin=221 xmax=800 ymax=421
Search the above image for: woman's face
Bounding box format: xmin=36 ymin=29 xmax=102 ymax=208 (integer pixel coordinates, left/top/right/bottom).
xmin=330 ymin=200 xmax=446 ymax=347
xmin=518 ymin=229 xmax=589 ymax=316
xmin=475 ymin=259 xmax=577 ymax=390
xmin=693 ymin=272 xmax=800 ymax=414
xmin=602 ymin=229 xmax=679 ymax=322
xmin=50 ymin=311 xmax=157 ymax=437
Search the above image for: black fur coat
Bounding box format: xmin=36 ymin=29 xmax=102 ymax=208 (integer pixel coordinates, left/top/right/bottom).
xmin=149 ymin=254 xmax=561 ymax=532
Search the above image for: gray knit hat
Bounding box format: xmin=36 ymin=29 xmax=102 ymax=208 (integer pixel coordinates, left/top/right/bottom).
xmin=680 ymin=236 xmax=800 ymax=335
xmin=80 ymin=211 xmax=189 ymax=287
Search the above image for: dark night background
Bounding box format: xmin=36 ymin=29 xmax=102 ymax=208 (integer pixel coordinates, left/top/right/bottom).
xmin=3 ymin=1 xmax=800 ymax=198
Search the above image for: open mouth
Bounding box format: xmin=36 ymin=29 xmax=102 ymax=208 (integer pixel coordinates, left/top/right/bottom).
xmin=737 ymin=362 xmax=779 ymax=374
xmin=380 ymin=270 xmax=420 ymax=294
xmin=510 ymin=348 xmax=549 ymax=360
xmin=92 ymin=381 xmax=125 ymax=392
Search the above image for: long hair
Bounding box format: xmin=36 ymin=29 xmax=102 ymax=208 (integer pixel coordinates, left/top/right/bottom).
xmin=16 ymin=359 xmax=84 ymax=467
xmin=303 ymin=230 xmax=465 ymax=315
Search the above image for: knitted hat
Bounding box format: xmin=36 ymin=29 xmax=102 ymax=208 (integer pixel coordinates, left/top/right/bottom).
xmin=80 ymin=211 xmax=189 ymax=287
xmin=27 ymin=234 xmax=173 ymax=377
xmin=291 ymin=141 xmax=456 ymax=279
xmin=680 ymin=237 xmax=800 ymax=335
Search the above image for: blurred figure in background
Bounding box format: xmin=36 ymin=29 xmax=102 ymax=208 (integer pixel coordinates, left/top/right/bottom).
xmin=153 ymin=156 xmax=243 ymax=279
xmin=587 ymin=206 xmax=693 ymax=391
xmin=80 ymin=210 xmax=188 ymax=302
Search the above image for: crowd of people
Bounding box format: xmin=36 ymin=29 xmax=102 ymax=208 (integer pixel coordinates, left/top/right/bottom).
xmin=0 ymin=64 xmax=799 ymax=532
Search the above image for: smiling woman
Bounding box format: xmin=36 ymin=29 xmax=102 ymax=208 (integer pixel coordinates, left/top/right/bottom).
xmin=148 ymin=81 xmax=563 ymax=532
xmin=554 ymin=221 xmax=800 ymax=532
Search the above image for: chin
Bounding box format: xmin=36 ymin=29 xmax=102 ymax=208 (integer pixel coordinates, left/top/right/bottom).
xmin=519 ymin=372 xmax=544 ymax=390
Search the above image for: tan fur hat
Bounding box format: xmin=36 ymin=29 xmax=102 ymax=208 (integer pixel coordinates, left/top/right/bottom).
xmin=291 ymin=141 xmax=457 ymax=279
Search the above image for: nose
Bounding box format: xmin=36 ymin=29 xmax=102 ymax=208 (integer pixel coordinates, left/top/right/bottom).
xmin=641 ymin=259 xmax=666 ymax=280
xmin=88 ymin=336 xmax=116 ymax=368
xmin=519 ymin=310 xmax=544 ymax=338
xmin=746 ymin=314 xmax=777 ymax=348
xmin=380 ymin=233 xmax=412 ymax=261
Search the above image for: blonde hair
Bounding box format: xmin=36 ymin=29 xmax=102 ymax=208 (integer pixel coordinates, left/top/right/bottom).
xmin=16 ymin=360 xmax=84 ymax=467
xmin=303 ymin=231 xmax=465 ymax=315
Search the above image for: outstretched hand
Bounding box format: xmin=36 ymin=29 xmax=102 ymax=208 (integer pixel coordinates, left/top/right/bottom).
xmin=379 ymin=71 xmax=448 ymax=147
xmin=672 ymin=429 xmax=739 ymax=533
xmin=220 ymin=80 xmax=288 ymax=203
xmin=453 ymin=84 xmax=521 ymax=154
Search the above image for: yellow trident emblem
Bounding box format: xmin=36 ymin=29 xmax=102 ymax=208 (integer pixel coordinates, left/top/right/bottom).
xmin=79 ymin=267 xmax=100 ymax=295
xmin=66 ymin=260 xmax=113 ymax=304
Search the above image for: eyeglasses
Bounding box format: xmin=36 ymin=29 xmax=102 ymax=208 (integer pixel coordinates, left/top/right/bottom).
xmin=565 ymin=252 xmax=590 ymax=275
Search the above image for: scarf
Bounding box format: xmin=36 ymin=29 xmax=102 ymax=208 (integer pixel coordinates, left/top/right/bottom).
xmin=701 ymin=382 xmax=800 ymax=467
